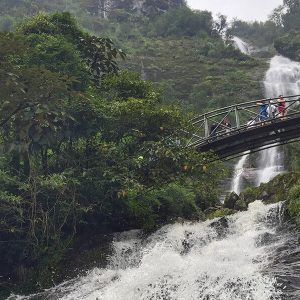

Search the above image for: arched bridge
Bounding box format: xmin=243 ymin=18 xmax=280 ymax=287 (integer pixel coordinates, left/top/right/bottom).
xmin=187 ymin=95 xmax=300 ymax=160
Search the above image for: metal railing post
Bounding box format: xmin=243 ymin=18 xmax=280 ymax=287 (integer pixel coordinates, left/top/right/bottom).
xmin=235 ymin=106 xmax=240 ymax=129
xmin=204 ymin=115 xmax=209 ymax=138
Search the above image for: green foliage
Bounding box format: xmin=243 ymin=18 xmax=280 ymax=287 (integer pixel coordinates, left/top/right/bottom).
xmin=207 ymin=208 xmax=235 ymax=219
xmin=0 ymin=14 xmax=16 ymax=31
xmin=240 ymin=186 xmax=259 ymax=204
xmin=150 ymin=8 xmax=213 ymax=37
xmin=239 ymin=172 xmax=300 ymax=205
xmin=229 ymin=20 xmax=283 ymax=48
xmin=0 ymin=3 xmax=268 ymax=114
xmin=274 ymin=32 xmax=300 ymax=61
xmin=267 ymin=0 xmax=300 ymax=62
xmin=288 ymin=182 xmax=300 ymax=227
xmin=284 ymin=142 xmax=300 ymax=171
xmin=0 ymin=12 xmax=227 ymax=295
xmin=282 ymin=0 xmax=300 ymax=31
xmin=120 ymin=35 xmax=265 ymax=112
xmin=101 ymin=71 xmax=160 ymax=101
xmin=18 ymin=12 xmax=126 ymax=84
xmin=25 ymin=34 xmax=90 ymax=90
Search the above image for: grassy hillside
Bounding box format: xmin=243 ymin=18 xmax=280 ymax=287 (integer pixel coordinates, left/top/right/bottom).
xmin=0 ymin=1 xmax=268 ymax=113
xmin=121 ymin=36 xmax=267 ymax=111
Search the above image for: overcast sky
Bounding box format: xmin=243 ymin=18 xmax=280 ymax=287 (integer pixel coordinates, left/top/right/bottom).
xmin=186 ymin=0 xmax=283 ymax=22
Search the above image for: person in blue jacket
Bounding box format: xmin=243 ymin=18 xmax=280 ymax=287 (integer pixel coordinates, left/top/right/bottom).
xmin=256 ymin=99 xmax=268 ymax=123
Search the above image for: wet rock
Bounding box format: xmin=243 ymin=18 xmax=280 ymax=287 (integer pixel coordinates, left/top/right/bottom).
xmin=209 ymin=216 xmax=229 ymax=238
xmin=260 ymin=190 xmax=269 ymax=202
xmin=181 ymin=231 xmax=194 ymax=255
xmin=255 ymin=232 xmax=275 ymax=247
xmin=224 ymin=192 xmax=239 ymax=209
xmin=234 ymin=199 xmax=248 ymax=211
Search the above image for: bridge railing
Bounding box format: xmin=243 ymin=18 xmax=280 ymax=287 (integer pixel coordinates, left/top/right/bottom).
xmin=187 ymin=95 xmax=300 ymax=148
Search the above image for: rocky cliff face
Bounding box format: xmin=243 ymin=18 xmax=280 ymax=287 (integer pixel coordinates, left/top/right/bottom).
xmin=98 ymin=0 xmax=186 ymax=18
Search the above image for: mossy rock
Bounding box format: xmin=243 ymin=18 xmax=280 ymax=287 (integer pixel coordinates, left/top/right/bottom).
xmin=206 ymin=208 xmax=236 ymax=220
xmin=234 ymin=199 xmax=247 ymax=211
xmin=258 ymin=172 xmax=300 ymax=203
xmin=240 ymin=172 xmax=300 ymax=205
xmin=287 ymin=183 xmax=300 ymax=227
xmin=240 ymin=186 xmax=259 ymax=204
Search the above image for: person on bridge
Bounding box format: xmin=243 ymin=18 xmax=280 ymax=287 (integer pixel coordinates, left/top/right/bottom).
xmin=222 ymin=117 xmax=232 ymax=134
xmin=277 ymin=95 xmax=287 ymax=118
xmin=256 ymin=100 xmax=268 ymax=123
xmin=267 ymin=100 xmax=278 ymax=118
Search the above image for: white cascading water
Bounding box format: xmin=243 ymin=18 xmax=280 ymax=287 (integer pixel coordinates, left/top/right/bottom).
xmin=140 ymin=59 xmax=147 ymax=80
xmin=257 ymin=55 xmax=300 ymax=185
xmin=132 ymin=0 xmax=145 ymax=15
xmin=232 ymin=36 xmax=252 ymax=55
xmin=11 ymin=201 xmax=286 ymax=300
xmin=230 ymin=153 xmax=249 ymax=194
xmin=229 ymin=38 xmax=252 ymax=194
xmin=230 ymin=41 xmax=300 ymax=191
xmin=99 ymin=0 xmax=112 ymax=18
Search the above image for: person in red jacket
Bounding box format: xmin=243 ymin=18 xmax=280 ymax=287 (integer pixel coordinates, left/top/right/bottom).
xmin=277 ymin=95 xmax=287 ymax=118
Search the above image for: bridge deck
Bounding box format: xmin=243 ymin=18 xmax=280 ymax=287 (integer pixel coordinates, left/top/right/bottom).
xmin=198 ymin=115 xmax=300 ymax=159
xmin=188 ymin=95 xmax=300 ymax=160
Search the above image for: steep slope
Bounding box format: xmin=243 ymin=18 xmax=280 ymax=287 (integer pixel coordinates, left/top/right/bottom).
xmin=121 ymin=36 xmax=267 ymax=111
xmin=0 ymin=1 xmax=268 ymax=113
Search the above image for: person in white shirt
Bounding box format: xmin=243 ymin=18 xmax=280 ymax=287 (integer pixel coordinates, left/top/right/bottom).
xmin=266 ymin=101 xmax=278 ymax=118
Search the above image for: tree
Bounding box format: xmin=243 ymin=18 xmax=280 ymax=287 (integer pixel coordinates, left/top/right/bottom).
xmin=18 ymin=12 xmax=126 ymax=84
xmin=213 ymin=14 xmax=228 ymax=38
xmin=271 ymin=0 xmax=300 ymax=31
xmin=269 ymin=5 xmax=285 ymax=27
xmin=151 ymin=8 xmax=213 ymax=37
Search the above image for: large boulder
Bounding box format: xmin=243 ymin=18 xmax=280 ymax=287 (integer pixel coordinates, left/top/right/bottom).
xmin=223 ymin=192 xmax=239 ymax=209
xmin=209 ymin=216 xmax=229 ymax=238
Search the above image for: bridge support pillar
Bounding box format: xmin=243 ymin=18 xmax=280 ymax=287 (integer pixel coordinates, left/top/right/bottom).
xmin=204 ymin=115 xmax=209 ymax=137
xmin=235 ymin=107 xmax=240 ymax=129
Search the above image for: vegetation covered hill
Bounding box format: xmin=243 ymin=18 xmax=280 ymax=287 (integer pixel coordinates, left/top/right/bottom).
xmin=0 ymin=0 xmax=268 ymax=113
xmin=0 ymin=10 xmax=230 ymax=297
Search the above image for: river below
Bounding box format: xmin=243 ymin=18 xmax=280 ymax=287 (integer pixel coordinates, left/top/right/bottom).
xmin=9 ymin=201 xmax=300 ymax=300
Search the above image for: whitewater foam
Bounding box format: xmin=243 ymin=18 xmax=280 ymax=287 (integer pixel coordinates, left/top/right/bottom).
xmin=11 ymin=201 xmax=284 ymax=300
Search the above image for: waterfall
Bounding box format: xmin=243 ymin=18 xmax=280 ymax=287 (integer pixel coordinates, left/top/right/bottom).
xmin=230 ymin=154 xmax=249 ymax=194
xmin=229 ymin=37 xmax=253 ymax=194
xmin=232 ymin=36 xmax=252 ymax=55
xmin=230 ymin=54 xmax=300 ymax=189
xmin=140 ymin=59 xmax=147 ymax=80
xmin=264 ymin=56 xmax=300 ymax=97
xmin=98 ymin=0 xmax=112 ymax=18
xmin=12 ymin=201 xmax=297 ymax=300
xmin=132 ymin=0 xmax=145 ymax=15
xmin=257 ymin=55 xmax=300 ymax=185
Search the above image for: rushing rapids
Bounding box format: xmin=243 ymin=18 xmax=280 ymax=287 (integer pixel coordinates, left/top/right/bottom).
xmin=9 ymin=201 xmax=300 ymax=300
